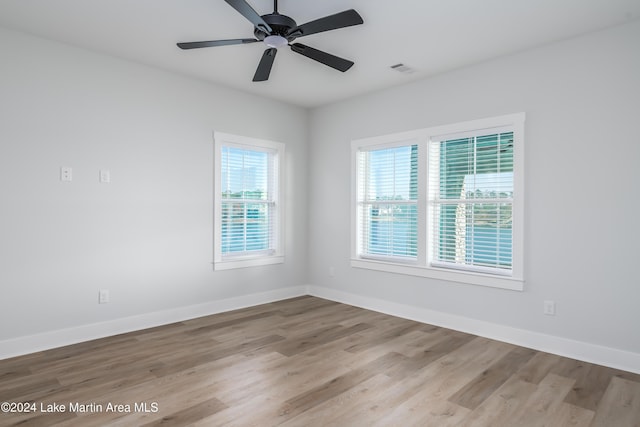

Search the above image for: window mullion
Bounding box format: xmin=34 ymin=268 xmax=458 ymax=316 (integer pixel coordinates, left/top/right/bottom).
xmin=416 ymin=139 xmax=427 ymax=266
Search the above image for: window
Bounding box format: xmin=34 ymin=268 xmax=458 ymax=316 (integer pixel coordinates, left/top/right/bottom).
xmin=352 ymin=114 xmax=524 ymax=290
xmin=356 ymin=144 xmax=418 ymax=260
xmin=214 ymin=132 xmax=284 ymax=270
xmin=429 ymin=131 xmax=514 ymax=275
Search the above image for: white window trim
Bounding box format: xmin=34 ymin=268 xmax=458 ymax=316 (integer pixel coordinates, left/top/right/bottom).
xmin=213 ymin=132 xmax=285 ymax=271
xmin=351 ymin=113 xmax=524 ymax=291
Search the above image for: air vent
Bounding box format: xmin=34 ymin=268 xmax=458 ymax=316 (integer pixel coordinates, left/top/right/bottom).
xmin=390 ymin=63 xmax=415 ymax=74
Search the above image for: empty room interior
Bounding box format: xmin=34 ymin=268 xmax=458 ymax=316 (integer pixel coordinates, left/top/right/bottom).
xmin=1 ymin=0 xmax=640 ymax=425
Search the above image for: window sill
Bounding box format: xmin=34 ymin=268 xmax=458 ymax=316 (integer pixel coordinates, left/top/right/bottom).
xmin=214 ymin=255 xmax=284 ymax=271
xmin=350 ymin=258 xmax=523 ymax=291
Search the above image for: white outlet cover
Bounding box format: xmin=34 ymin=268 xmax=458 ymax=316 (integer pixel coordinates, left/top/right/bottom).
xmin=60 ymin=167 xmax=72 ymax=182
xmin=543 ymin=300 xmax=556 ymax=316
xmin=99 ymin=289 xmax=110 ymax=304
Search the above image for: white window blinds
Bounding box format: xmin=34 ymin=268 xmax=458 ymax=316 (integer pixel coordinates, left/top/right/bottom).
xmin=220 ymin=145 xmax=277 ymax=258
xmin=428 ymin=131 xmax=514 ymax=274
xmin=351 ymin=113 xmax=524 ymax=289
xmin=357 ymin=144 xmax=418 ymax=260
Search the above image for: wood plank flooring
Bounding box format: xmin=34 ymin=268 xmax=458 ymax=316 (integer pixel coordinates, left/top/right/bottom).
xmin=1 ymin=296 xmax=639 ymax=426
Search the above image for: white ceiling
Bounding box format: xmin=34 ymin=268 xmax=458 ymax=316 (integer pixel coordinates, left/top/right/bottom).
xmin=1 ymin=0 xmax=638 ymax=108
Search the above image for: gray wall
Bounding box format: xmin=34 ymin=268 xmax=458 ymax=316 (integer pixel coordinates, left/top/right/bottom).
xmin=0 ymin=27 xmax=308 ymax=341
xmin=307 ymin=20 xmax=640 ymax=355
xmin=1 ymin=18 xmax=639 ymax=365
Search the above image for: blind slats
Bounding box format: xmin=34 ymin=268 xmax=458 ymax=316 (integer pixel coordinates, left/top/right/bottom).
xmin=355 ymin=132 xmax=515 ymax=272
xmin=358 ymin=145 xmax=418 ymax=259
xmin=221 ymin=146 xmax=276 ymax=256
xmin=429 ymin=132 xmax=514 ymax=272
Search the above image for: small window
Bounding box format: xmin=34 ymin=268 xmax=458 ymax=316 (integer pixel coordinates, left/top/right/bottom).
xmin=214 ymin=132 xmax=284 ymax=270
xmin=351 ymin=114 xmax=524 ymax=290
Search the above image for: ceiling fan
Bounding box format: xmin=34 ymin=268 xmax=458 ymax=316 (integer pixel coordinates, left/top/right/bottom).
xmin=177 ymin=0 xmax=364 ymax=82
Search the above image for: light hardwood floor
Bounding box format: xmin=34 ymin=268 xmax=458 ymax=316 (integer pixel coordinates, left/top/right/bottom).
xmin=1 ymin=296 xmax=639 ymax=426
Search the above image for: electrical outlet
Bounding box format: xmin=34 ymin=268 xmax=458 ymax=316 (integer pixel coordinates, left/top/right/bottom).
xmin=543 ymin=300 xmax=556 ymax=316
xmin=329 ymin=266 xmax=335 ymax=277
xmin=60 ymin=167 xmax=72 ymax=182
xmin=99 ymin=289 xmax=110 ymax=304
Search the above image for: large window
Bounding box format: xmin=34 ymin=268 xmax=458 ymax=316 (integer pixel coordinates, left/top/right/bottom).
xmin=352 ymin=114 xmax=524 ymax=290
xmin=214 ymin=132 xmax=284 ymax=270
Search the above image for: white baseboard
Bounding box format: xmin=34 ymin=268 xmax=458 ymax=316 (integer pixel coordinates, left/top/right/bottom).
xmin=4 ymin=284 xmax=639 ymax=375
xmin=307 ymin=285 xmax=640 ymax=375
xmin=0 ymin=286 xmax=307 ymax=361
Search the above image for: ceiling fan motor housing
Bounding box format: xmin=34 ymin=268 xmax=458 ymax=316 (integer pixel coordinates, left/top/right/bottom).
xmin=254 ymin=13 xmax=298 ymax=42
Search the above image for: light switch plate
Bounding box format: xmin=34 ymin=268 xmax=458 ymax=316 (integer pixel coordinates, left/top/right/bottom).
xmin=99 ymin=169 xmax=110 ymax=183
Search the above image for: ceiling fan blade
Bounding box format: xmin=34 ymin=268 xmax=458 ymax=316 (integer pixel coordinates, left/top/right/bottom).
xmin=253 ymin=48 xmax=277 ymax=82
xmin=290 ymin=43 xmax=354 ymax=72
xmin=177 ymin=39 xmax=259 ymax=49
xmin=224 ymin=0 xmax=272 ymax=34
xmin=288 ymin=9 xmax=363 ymax=38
